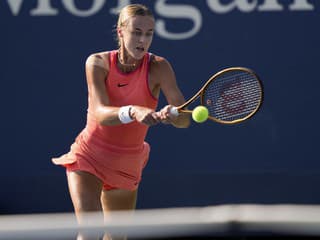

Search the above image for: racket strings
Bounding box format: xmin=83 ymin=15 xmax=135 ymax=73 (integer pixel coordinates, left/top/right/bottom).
xmin=203 ymin=71 xmax=262 ymax=122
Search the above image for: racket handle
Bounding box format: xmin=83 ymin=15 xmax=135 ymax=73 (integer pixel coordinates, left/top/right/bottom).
xmin=169 ymin=107 xmax=179 ymax=117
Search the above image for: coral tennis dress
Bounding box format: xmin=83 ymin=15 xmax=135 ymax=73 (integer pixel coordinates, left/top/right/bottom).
xmin=52 ymin=50 xmax=158 ymax=190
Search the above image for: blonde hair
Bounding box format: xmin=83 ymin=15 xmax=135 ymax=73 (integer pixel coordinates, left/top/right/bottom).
xmin=116 ymin=4 xmax=154 ymax=46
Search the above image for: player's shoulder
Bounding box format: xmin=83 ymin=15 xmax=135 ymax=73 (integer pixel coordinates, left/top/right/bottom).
xmin=149 ymin=53 xmax=172 ymax=71
xmin=86 ymin=50 xmax=110 ymax=62
xmin=86 ymin=50 xmax=111 ymax=70
xmin=150 ymin=53 xmax=168 ymax=64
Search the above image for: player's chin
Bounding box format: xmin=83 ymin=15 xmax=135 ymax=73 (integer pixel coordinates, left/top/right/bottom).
xmin=133 ymin=47 xmax=147 ymax=59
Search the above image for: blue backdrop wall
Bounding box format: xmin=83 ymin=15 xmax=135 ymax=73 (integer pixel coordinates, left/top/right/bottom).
xmin=1 ymin=0 xmax=319 ymax=214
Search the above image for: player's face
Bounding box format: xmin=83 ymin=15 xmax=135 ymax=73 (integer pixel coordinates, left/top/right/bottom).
xmin=119 ymin=15 xmax=154 ymax=60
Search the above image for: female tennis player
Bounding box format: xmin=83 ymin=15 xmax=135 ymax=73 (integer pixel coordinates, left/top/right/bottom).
xmin=52 ymin=3 xmax=190 ymax=240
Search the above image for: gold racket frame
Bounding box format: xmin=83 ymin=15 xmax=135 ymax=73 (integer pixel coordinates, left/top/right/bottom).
xmin=178 ymin=67 xmax=264 ymax=125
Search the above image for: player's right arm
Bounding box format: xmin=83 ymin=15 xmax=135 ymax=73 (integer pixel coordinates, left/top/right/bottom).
xmin=85 ymin=53 xmax=160 ymax=126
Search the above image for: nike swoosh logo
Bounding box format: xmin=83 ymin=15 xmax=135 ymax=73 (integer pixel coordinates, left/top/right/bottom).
xmin=117 ymin=83 xmax=128 ymax=87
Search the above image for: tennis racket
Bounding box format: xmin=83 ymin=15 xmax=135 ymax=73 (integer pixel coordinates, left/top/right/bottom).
xmin=170 ymin=67 xmax=263 ymax=124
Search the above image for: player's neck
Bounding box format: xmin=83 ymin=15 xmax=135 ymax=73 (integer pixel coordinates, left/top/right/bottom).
xmin=117 ymin=49 xmax=142 ymax=73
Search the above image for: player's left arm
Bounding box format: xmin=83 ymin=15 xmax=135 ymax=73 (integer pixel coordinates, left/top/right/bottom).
xmin=152 ymin=57 xmax=190 ymax=128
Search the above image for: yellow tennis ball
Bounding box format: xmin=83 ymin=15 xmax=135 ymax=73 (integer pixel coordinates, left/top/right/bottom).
xmin=192 ymin=106 xmax=209 ymax=123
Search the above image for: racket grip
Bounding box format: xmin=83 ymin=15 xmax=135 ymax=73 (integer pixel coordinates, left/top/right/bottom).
xmin=169 ymin=107 xmax=179 ymax=117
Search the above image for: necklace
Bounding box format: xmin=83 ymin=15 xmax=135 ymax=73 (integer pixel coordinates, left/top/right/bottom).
xmin=118 ymin=50 xmax=137 ymax=72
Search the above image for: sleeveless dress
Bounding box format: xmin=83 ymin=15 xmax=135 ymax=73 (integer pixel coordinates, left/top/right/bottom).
xmin=52 ymin=50 xmax=158 ymax=190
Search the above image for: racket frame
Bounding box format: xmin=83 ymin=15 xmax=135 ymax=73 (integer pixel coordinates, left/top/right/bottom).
xmin=175 ymin=67 xmax=263 ymax=124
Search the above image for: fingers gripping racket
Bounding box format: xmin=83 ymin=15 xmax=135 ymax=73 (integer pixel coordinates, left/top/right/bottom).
xmin=170 ymin=67 xmax=263 ymax=124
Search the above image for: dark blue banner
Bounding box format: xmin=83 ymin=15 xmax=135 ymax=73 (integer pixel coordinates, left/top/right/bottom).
xmin=1 ymin=0 xmax=319 ymax=213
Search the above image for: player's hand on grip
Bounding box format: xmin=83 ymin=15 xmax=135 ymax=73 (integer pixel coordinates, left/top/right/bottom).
xmin=130 ymin=106 xmax=161 ymax=126
xmin=157 ymin=105 xmax=177 ymax=124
